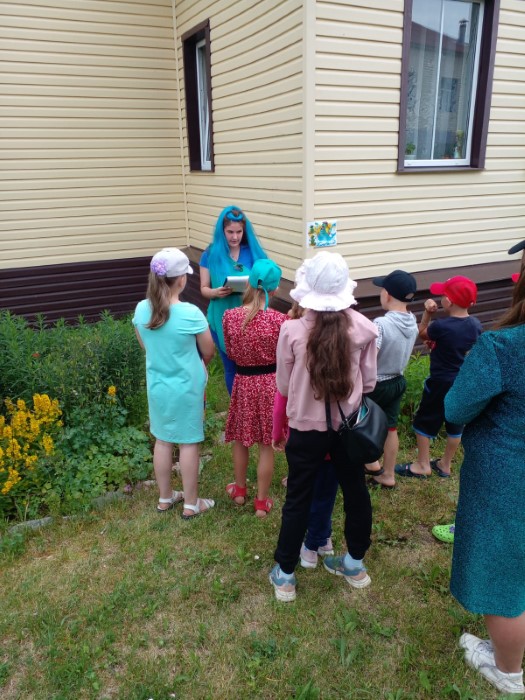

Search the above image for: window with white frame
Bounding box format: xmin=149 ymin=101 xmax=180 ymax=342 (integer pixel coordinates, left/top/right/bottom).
xmin=399 ymin=0 xmax=500 ymax=170
xmin=182 ymin=21 xmax=214 ymax=172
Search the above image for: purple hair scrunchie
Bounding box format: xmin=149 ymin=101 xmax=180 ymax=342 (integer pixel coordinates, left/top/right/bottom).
xmin=150 ymin=258 xmax=168 ymax=276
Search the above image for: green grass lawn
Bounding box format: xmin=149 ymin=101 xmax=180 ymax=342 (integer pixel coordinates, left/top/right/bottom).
xmin=0 ymin=365 xmax=515 ymax=699
xmin=1 ymin=444 xmax=514 ymax=700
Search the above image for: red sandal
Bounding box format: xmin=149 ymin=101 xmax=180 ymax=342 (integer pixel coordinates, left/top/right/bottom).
xmin=254 ymin=496 xmax=273 ymax=517
xmin=225 ymin=482 xmax=247 ymax=505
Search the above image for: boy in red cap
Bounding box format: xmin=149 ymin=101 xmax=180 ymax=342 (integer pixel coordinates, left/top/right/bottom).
xmin=395 ymin=276 xmax=482 ymax=479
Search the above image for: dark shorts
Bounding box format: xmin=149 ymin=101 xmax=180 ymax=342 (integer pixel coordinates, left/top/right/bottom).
xmin=413 ymin=377 xmax=463 ymax=438
xmin=365 ymin=375 xmax=407 ymax=429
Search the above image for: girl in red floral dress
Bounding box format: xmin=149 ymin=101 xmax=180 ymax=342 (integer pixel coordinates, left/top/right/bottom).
xmin=222 ymin=259 xmax=287 ymax=517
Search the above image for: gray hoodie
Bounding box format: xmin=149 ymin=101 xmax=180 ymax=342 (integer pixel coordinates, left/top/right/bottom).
xmin=374 ymin=311 xmax=418 ymax=380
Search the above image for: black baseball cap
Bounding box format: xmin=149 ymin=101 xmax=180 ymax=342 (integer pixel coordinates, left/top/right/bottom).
xmin=508 ymin=240 xmax=525 ymax=255
xmin=372 ymin=269 xmax=417 ymax=302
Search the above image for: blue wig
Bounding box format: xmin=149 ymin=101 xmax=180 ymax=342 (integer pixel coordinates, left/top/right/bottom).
xmin=207 ymin=205 xmax=267 ymax=288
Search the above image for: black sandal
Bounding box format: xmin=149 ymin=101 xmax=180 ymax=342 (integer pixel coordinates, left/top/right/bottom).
xmin=364 ymin=466 xmax=384 ymax=476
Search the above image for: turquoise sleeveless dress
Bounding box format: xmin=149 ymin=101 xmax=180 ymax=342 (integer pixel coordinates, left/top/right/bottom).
xmin=133 ymin=300 xmax=208 ymax=443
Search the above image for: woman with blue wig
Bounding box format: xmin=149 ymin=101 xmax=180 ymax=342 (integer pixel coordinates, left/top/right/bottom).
xmin=200 ymin=205 xmax=267 ymax=394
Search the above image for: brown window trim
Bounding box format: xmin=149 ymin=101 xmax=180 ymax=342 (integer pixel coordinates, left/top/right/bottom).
xmin=397 ymin=0 xmax=500 ymax=173
xmin=182 ymin=19 xmax=215 ymax=172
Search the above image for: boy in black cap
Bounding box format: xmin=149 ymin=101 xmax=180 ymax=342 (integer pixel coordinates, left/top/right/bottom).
xmin=365 ymin=270 xmax=418 ymax=489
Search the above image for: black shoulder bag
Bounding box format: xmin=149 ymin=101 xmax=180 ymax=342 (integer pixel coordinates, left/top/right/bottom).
xmin=325 ymin=396 xmax=388 ymax=464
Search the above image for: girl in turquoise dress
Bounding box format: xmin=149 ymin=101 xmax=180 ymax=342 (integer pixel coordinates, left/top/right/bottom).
xmin=199 ymin=206 xmax=267 ymax=394
xmin=133 ymin=248 xmax=216 ymax=519
xmin=444 ymin=273 xmax=525 ymax=696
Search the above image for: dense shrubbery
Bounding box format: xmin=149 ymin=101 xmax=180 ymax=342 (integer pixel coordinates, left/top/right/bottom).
xmin=0 ymin=310 xmax=147 ymax=425
xmin=0 ymin=312 xmax=152 ymax=521
xmin=0 ymin=388 xmax=152 ymax=522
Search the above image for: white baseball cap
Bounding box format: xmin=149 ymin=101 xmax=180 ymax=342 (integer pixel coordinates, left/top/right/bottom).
xmin=150 ymin=248 xmax=193 ymax=277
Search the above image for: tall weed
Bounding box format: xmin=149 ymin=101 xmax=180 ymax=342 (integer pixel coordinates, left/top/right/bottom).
xmin=0 ymin=311 xmax=147 ymax=427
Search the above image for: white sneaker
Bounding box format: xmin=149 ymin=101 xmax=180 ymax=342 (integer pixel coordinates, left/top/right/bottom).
xmin=317 ymin=537 xmax=335 ymax=557
xmin=300 ymin=539 xmax=335 ymax=569
xmin=461 ymin=633 xmax=524 ymax=695
xmin=460 ymin=633 xmax=494 ymax=665
xmin=300 ymin=544 xmax=318 ymax=569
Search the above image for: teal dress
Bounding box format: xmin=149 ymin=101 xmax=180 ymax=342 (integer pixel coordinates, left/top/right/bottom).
xmin=199 ymin=246 xmax=254 ymax=352
xmin=445 ymin=327 xmax=525 ymax=617
xmin=133 ymin=300 xmax=208 ymax=444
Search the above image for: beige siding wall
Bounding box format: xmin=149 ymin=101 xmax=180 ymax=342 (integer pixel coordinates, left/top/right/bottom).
xmin=1 ymin=0 xmax=184 ymax=270
xmin=314 ymin=0 xmax=525 ymax=280
xmin=175 ymin=0 xmax=304 ymax=279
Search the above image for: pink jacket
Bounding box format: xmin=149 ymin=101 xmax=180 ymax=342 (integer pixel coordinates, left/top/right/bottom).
xmin=276 ymin=308 xmax=378 ymax=432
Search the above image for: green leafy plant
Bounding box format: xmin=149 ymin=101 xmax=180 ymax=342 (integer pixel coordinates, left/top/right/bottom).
xmin=51 ymin=387 xmax=152 ymax=513
xmin=0 ymin=310 xmax=147 ymax=428
xmin=398 ymin=353 xmax=430 ymax=434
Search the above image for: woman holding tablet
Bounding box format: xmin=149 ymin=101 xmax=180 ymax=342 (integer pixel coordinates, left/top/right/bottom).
xmin=200 ymin=206 xmax=267 ymax=394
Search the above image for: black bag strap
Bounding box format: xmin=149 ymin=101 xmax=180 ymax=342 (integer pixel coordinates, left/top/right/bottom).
xmin=326 ymin=400 xmax=352 ymax=431
xmin=325 ymin=400 xmax=333 ymax=431
xmin=336 ymin=402 xmax=347 ymax=423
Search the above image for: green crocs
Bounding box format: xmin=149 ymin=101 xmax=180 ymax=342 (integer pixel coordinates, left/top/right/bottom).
xmin=432 ymin=523 xmax=455 ymax=543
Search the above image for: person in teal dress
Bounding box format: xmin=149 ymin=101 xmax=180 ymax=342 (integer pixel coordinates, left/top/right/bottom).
xmin=133 ymin=248 xmax=216 ymax=519
xmin=199 ymin=205 xmax=267 ymax=394
xmin=444 ymin=271 xmax=525 ymax=696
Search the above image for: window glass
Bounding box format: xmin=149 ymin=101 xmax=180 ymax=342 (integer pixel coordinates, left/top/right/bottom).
xmin=404 ymin=0 xmax=483 ymax=166
xmin=182 ymin=21 xmax=214 ymax=172
xmin=196 ymin=39 xmax=212 ymax=171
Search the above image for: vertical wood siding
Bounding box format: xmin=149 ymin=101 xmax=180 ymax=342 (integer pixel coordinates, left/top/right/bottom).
xmin=1 ymin=0 xmax=185 ymax=270
xmin=175 ymin=0 xmax=305 ymax=279
xmin=314 ymin=0 xmax=525 ymax=280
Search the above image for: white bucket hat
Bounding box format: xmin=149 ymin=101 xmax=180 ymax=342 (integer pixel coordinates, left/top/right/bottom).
xmin=150 ymin=248 xmax=193 ymax=278
xmin=289 ymin=261 xmax=308 ymax=302
xmin=290 ymin=252 xmax=357 ymax=311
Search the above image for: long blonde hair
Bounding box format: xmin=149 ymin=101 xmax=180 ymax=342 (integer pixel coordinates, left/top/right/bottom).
xmin=146 ymin=272 xmax=180 ymax=330
xmin=241 ymin=286 xmax=266 ymax=330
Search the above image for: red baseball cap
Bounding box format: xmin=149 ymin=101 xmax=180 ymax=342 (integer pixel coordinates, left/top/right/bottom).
xmin=429 ymin=276 xmax=478 ymax=308
xmin=512 ymin=272 xmax=520 ymax=283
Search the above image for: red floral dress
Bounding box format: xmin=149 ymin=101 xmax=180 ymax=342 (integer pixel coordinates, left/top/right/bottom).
xmin=223 ymin=307 xmax=287 ymax=446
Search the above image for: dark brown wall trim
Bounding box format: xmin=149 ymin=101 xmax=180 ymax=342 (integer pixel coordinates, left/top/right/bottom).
xmin=0 ymin=257 xmax=151 ymax=325
xmin=0 ymin=251 xmax=517 ymax=332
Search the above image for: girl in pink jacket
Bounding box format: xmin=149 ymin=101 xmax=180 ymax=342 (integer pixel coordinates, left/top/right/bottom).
xmin=269 ymin=252 xmax=378 ymax=602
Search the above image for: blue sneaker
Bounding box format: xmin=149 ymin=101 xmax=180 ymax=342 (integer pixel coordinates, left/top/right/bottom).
xmin=323 ymin=555 xmax=371 ymax=589
xmin=269 ymin=564 xmax=296 ymax=602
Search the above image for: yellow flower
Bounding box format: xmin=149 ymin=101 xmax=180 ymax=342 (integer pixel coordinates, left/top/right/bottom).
xmin=42 ymin=434 xmax=54 ymax=455
xmin=0 ymin=393 xmax=63 ymax=497
xmin=1 ymin=467 xmax=21 ymax=494
xmin=107 ymin=386 xmax=117 ymax=397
